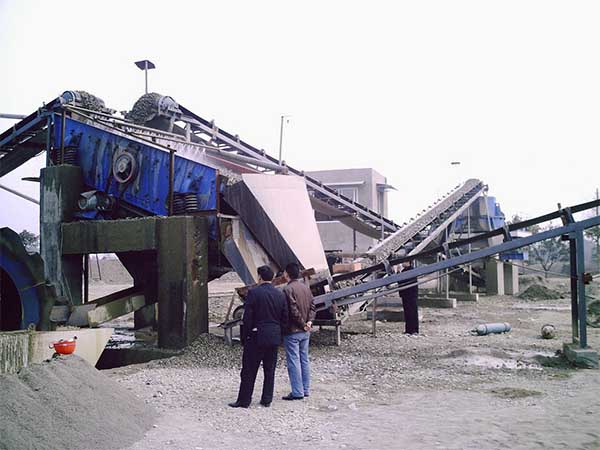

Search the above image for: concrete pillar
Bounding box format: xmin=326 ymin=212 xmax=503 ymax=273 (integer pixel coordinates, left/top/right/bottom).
xmin=156 ymin=216 xmax=208 ymax=349
xmin=503 ymin=262 xmax=519 ymax=295
xmin=40 ymin=165 xmax=83 ymax=305
xmin=118 ymin=250 xmax=157 ymax=330
xmin=485 ymin=258 xmax=505 ymax=295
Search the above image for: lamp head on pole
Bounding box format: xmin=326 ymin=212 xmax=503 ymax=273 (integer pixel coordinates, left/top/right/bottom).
xmin=134 ymin=60 xmax=156 ymax=94
xmin=134 ymin=60 xmax=156 ymax=70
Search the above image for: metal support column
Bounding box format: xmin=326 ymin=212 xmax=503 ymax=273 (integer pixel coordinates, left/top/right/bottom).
xmin=45 ymin=115 xmax=52 ymax=167
xmin=569 ymin=236 xmax=579 ymax=343
xmin=445 ymin=227 xmax=449 ymax=299
xmin=372 ymin=299 xmax=377 ymax=336
xmin=83 ymin=255 xmax=89 ymax=303
xmin=575 ymin=229 xmax=587 ymax=348
xmin=168 ymin=149 xmax=175 ymax=216
xmin=467 ymin=205 xmax=473 ymax=293
xmin=60 ymin=110 xmax=66 ymax=164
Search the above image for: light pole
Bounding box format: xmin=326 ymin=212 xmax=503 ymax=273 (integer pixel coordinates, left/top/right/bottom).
xmin=278 ymin=115 xmax=291 ymax=165
xmin=134 ymin=60 xmax=156 ymax=94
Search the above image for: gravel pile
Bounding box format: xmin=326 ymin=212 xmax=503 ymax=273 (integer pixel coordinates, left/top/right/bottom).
xmin=518 ymin=284 xmax=564 ymax=300
xmin=74 ymin=90 xmax=109 ymax=113
xmin=90 ymin=257 xmax=133 ymax=284
xmin=0 ymin=355 xmax=154 ymax=450
xmin=125 ymin=93 xmax=163 ymax=124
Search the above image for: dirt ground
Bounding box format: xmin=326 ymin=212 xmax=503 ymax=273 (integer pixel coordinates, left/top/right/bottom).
xmin=106 ymin=277 xmax=600 ymax=450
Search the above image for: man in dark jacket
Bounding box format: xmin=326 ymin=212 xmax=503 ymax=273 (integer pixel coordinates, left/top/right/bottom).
xmin=400 ymin=261 xmax=419 ymax=335
xmin=229 ymin=265 xmax=288 ymax=408
xmin=282 ymin=262 xmax=316 ymax=400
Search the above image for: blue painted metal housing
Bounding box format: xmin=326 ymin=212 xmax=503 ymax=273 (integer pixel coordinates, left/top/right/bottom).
xmin=0 ymin=228 xmax=49 ymax=329
xmin=53 ymin=116 xmax=219 ymax=238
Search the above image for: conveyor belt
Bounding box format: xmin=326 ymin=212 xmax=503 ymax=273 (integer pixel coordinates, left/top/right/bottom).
xmin=367 ymin=179 xmax=486 ymax=259
xmin=0 ymin=95 xmax=401 ymax=238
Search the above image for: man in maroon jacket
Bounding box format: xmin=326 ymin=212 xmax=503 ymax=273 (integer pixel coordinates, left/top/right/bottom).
xmin=282 ymin=262 xmax=316 ymax=400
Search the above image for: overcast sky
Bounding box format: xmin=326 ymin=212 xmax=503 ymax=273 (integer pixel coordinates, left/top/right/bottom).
xmin=1 ymin=0 xmax=599 ymax=234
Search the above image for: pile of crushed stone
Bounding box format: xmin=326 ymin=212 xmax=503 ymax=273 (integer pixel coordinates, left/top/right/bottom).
xmin=518 ymin=284 xmax=564 ymax=300
xmin=73 ymin=90 xmax=109 ymax=113
xmin=125 ymin=93 xmax=163 ymax=124
xmin=0 ymin=355 xmax=154 ymax=450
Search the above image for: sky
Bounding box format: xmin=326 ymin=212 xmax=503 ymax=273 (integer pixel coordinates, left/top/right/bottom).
xmin=1 ymin=0 xmax=599 ymax=234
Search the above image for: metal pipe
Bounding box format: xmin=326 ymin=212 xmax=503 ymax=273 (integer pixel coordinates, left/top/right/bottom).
xmin=168 ymin=149 xmax=175 ymax=216
xmin=144 ymin=61 xmax=149 ymax=94
xmin=474 ymin=322 xmax=511 ymax=335
xmin=0 ymin=183 xmax=39 ymax=205
xmin=95 ymin=254 xmax=102 ymax=281
xmin=278 ymin=115 xmax=285 ymax=165
xmin=0 ymin=113 xmax=26 ymax=120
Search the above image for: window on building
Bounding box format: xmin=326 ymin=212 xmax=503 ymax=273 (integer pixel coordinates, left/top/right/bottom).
xmin=336 ymin=187 xmax=358 ymax=202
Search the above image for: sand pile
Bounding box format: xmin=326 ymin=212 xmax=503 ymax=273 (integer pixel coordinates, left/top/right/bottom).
xmin=518 ymin=284 xmax=563 ymax=300
xmin=0 ymin=355 xmax=154 ymax=450
xmin=90 ymin=258 xmax=133 ymax=285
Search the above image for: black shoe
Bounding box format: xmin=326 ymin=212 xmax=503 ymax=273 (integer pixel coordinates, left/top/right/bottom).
xmin=228 ymin=401 xmax=249 ymax=408
xmin=259 ymin=401 xmax=271 ymax=407
xmin=282 ymin=394 xmax=304 ymax=401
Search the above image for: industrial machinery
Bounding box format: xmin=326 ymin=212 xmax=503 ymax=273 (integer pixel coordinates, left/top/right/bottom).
xmin=0 ymin=91 xmax=332 ymax=347
xmin=1 ymin=90 xmax=598 ymax=366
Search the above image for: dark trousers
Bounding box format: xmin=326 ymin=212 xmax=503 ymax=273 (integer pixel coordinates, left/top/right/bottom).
xmin=401 ymin=287 xmax=419 ymax=334
xmin=236 ymin=338 xmax=278 ymax=406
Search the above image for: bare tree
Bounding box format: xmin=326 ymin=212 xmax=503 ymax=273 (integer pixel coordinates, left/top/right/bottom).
xmin=585 ymin=226 xmax=600 ymax=273
xmin=18 ymin=229 xmax=39 ymax=252
xmin=585 ymin=188 xmax=600 ymax=272
xmin=529 ymin=225 xmax=569 ymax=278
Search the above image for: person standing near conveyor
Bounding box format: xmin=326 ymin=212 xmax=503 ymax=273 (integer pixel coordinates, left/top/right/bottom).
xmin=399 ymin=260 xmax=419 ymax=334
xmin=282 ymin=262 xmax=316 ymax=400
xmin=229 ymin=265 xmax=288 ymax=408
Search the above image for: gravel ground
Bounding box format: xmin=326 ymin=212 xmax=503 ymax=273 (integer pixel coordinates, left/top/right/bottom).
xmin=107 ymin=278 xmax=600 ymax=450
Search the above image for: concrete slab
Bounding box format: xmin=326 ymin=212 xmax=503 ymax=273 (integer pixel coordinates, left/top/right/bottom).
xmin=419 ymin=296 xmax=457 ymax=308
xmin=62 ymin=217 xmax=159 ymax=254
xmin=453 ymin=292 xmax=480 ymax=302
xmin=226 ymin=174 xmax=329 ymax=274
xmin=563 ymin=342 xmax=599 ymax=369
xmin=0 ymin=328 xmax=113 ymax=374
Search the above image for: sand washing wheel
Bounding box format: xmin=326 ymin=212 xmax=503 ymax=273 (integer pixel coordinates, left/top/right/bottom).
xmin=0 ymin=227 xmax=57 ymax=331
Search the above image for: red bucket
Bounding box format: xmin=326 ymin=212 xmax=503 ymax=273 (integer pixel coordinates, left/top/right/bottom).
xmin=50 ymin=337 xmax=77 ymax=355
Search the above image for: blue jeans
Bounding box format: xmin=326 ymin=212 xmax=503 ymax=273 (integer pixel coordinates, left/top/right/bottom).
xmin=284 ymin=331 xmax=311 ymax=398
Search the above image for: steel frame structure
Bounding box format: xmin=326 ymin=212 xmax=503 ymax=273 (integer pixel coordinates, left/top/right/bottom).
xmin=0 ymin=96 xmax=400 ymax=238
xmin=314 ymin=204 xmax=600 ymax=349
